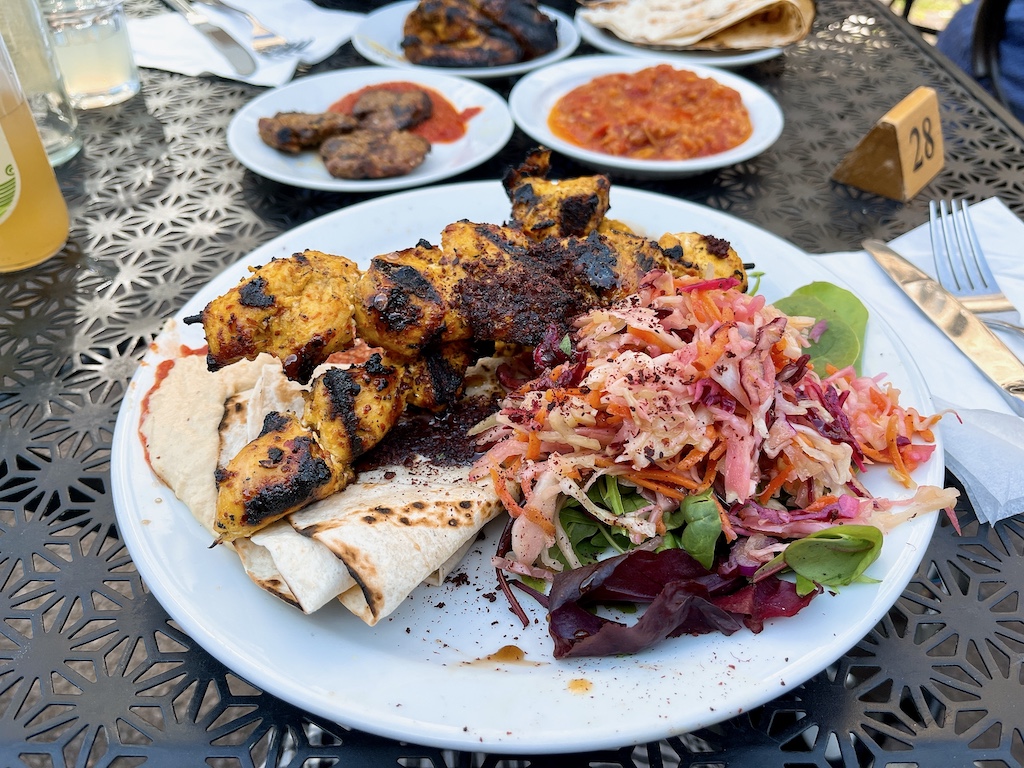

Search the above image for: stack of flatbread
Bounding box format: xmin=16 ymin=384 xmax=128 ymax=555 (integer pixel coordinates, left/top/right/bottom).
xmin=577 ymin=0 xmax=815 ymax=50
xmin=139 ymin=321 xmax=503 ymax=625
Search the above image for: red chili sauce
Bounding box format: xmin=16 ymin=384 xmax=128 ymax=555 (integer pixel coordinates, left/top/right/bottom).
xmin=548 ymin=65 xmax=753 ymax=161
xmin=138 ymin=344 xmax=207 ymax=469
xmin=329 ymin=82 xmax=482 ymax=143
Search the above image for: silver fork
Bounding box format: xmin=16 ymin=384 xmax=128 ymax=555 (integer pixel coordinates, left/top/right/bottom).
xmin=929 ymin=199 xmax=1024 ymax=336
xmin=193 ymin=0 xmax=313 ymax=57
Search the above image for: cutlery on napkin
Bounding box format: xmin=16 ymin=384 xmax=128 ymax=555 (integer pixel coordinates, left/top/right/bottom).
xmin=815 ymin=198 xmax=1024 ymax=525
xmin=128 ymin=0 xmax=363 ymax=87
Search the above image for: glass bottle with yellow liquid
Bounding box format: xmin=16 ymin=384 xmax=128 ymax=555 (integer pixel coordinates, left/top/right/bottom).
xmin=0 ymin=27 xmax=70 ymax=272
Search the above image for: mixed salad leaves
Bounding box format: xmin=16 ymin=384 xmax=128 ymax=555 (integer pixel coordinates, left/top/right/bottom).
xmin=471 ymin=270 xmax=958 ymax=658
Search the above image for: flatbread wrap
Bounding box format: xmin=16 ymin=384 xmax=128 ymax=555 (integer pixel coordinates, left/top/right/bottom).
xmin=138 ymin=322 xmax=503 ymax=622
xmin=578 ymin=0 xmax=815 ymax=50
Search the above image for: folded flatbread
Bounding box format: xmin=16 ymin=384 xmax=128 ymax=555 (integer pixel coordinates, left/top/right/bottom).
xmin=138 ymin=322 xmax=502 ymax=622
xmin=578 ymin=0 xmax=815 ymax=50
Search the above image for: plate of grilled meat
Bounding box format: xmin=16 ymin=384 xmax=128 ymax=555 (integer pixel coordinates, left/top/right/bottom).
xmin=227 ymin=67 xmax=514 ymax=191
xmin=352 ymin=0 xmax=579 ymax=79
xmin=111 ymin=150 xmax=943 ymax=752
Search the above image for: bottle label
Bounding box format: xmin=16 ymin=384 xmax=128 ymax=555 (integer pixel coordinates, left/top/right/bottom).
xmin=0 ymin=123 xmax=21 ymax=227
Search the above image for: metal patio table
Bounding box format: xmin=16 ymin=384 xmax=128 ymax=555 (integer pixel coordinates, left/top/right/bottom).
xmin=2 ymin=0 xmax=1023 ymax=765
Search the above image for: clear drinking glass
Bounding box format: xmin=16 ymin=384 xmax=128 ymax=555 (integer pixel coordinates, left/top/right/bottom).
xmin=40 ymin=0 xmax=140 ymax=110
xmin=0 ymin=29 xmax=71 ymax=271
xmin=0 ymin=0 xmax=81 ymax=165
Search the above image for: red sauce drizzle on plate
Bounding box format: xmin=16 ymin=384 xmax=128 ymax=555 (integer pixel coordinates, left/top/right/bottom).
xmin=138 ymin=345 xmax=207 ymax=469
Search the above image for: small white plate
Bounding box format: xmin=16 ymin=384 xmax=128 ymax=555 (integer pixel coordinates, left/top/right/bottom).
xmin=227 ymin=67 xmax=514 ymax=192
xmin=352 ymin=0 xmax=579 ymax=80
xmin=508 ymin=55 xmax=784 ymax=179
xmin=575 ymin=12 xmax=783 ymax=68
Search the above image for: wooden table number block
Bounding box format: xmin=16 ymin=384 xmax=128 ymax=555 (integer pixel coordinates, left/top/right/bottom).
xmin=832 ymin=86 xmax=944 ymax=201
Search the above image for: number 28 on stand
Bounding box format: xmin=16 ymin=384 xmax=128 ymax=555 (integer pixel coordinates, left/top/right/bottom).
xmin=832 ymin=86 xmax=944 ymax=202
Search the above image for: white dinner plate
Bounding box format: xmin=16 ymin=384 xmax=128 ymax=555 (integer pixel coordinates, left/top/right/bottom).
xmin=111 ymin=182 xmax=942 ymax=754
xmin=352 ymin=0 xmax=580 ymax=79
xmin=575 ymin=12 xmax=784 ymax=68
xmin=226 ymin=68 xmax=514 ymax=192
xmin=509 ymin=55 xmax=784 ymax=179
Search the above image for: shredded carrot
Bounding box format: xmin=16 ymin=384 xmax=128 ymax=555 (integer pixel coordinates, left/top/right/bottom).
xmin=884 ymin=414 xmax=912 ymax=485
xmin=623 ymin=474 xmax=690 ymax=500
xmin=490 ymin=467 xmax=525 ymax=517
xmin=804 ymin=494 xmax=840 ymax=513
xmin=607 ymin=402 xmax=632 ymax=420
xmin=758 ymin=458 xmax=793 ymax=504
xmin=698 ymin=290 xmax=723 ymax=323
xmin=630 ymin=466 xmax=702 ymax=489
xmin=714 ymin=495 xmax=738 ymax=543
xmin=693 ymin=327 xmax=730 ymax=373
xmin=525 ymin=430 xmax=542 ymax=461
xmin=627 ymin=325 xmax=677 ymax=354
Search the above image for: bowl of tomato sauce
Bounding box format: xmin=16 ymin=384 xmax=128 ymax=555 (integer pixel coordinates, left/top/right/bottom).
xmin=509 ymin=55 xmax=784 ymax=178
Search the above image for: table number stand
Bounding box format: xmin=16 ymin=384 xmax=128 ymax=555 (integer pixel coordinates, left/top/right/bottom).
xmin=832 ymin=86 xmax=944 ymax=201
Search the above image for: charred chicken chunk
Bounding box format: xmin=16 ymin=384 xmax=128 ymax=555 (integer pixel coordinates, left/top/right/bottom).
xmin=503 ymin=148 xmax=611 ymax=240
xmin=402 ymin=341 xmax=475 ymax=411
xmin=257 ymin=112 xmax=357 ymax=153
xmin=445 ymin=221 xmax=608 ymax=346
xmin=320 ymin=129 xmax=431 ymax=179
xmin=303 ymin=353 xmax=407 ymax=466
xmin=186 ymin=250 xmax=361 ymax=383
xmin=352 ymin=88 xmax=433 ymax=133
xmin=657 ymin=232 xmax=748 ymax=292
xmin=213 ymin=411 xmax=350 ymax=543
xmin=354 ymin=242 xmax=470 ymax=357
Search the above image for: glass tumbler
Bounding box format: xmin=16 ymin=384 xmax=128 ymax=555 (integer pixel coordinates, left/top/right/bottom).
xmin=0 ymin=0 xmax=81 ymax=165
xmin=0 ymin=29 xmax=71 ymax=272
xmin=41 ymin=0 xmax=140 ymax=110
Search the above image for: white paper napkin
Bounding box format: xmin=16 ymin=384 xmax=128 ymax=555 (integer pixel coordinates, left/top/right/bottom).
xmin=128 ymin=0 xmax=363 ymax=87
xmin=815 ymin=198 xmax=1024 ymax=525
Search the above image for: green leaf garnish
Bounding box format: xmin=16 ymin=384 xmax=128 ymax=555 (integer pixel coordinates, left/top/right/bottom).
xmin=657 ymin=487 xmax=722 ymax=570
xmin=559 ymin=334 xmax=573 ymax=356
xmin=757 ymin=524 xmax=883 ymax=596
xmin=773 ymin=282 xmax=869 ymax=375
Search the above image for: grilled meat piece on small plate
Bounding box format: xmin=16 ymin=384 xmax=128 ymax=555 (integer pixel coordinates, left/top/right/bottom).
xmin=257 ymin=112 xmax=357 ymax=153
xmin=320 ymin=129 xmax=431 ymax=179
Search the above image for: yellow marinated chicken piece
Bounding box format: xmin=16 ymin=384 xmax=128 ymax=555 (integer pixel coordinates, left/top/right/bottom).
xmin=303 ymin=353 xmax=407 ymax=465
xmin=657 ymin=232 xmax=748 ymax=292
xmin=188 ymin=249 xmax=361 ymax=382
xmin=214 ymin=411 xmax=350 ymax=543
xmin=353 ymin=243 xmax=470 ymax=359
xmin=503 ymin=148 xmax=611 ymax=240
xmin=402 ymin=341 xmax=475 ymax=411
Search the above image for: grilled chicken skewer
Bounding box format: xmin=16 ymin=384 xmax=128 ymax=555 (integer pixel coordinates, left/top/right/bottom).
xmin=190 ymin=151 xmax=749 ymax=540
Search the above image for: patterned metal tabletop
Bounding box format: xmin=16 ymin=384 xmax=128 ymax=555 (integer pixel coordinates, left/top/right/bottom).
xmin=2 ymin=0 xmax=1023 ymax=765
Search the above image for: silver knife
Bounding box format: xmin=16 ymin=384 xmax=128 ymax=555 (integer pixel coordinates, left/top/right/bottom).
xmin=863 ymin=238 xmax=1024 ymax=417
xmin=164 ymin=0 xmax=257 ymax=76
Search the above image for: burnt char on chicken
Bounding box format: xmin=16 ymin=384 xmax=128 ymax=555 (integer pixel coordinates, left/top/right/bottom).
xmin=213 ymin=411 xmax=351 ymax=543
xmin=257 ymin=112 xmax=358 ymax=153
xmin=502 ymin=148 xmax=611 ymax=240
xmin=352 ymin=89 xmax=433 ymax=133
xmin=320 ymin=129 xmax=431 ymax=180
xmin=401 ymin=0 xmax=557 ymax=67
